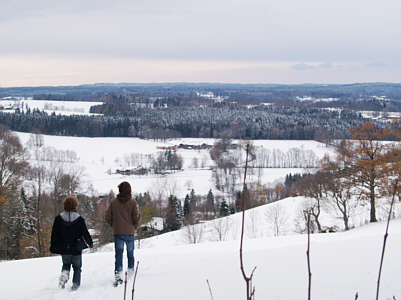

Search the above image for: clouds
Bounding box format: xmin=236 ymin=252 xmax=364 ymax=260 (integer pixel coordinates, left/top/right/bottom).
xmin=290 ymin=62 xmax=335 ymax=71
xmin=0 ymin=0 xmax=400 ymax=86
xmin=366 ymin=62 xmax=389 ymax=68
xmin=290 ymin=63 xmax=315 ymax=71
xmin=319 ymin=63 xmax=332 ymax=69
xmin=2 ymin=0 xmax=400 ymax=62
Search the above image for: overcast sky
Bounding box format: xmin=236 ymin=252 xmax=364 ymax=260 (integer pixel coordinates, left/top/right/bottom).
xmin=1 ymin=0 xmax=400 ymax=87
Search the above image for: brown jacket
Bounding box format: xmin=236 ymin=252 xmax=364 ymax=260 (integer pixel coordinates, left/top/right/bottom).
xmin=105 ymin=197 xmax=141 ymax=235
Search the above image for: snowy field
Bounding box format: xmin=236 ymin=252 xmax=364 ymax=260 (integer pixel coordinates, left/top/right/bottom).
xmin=15 ymin=132 xmax=335 ymax=199
xmin=0 ymin=202 xmax=400 ymax=300
xmin=0 ymin=98 xmax=103 ymax=116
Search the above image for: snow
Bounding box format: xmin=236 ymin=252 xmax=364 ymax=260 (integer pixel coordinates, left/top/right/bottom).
xmin=0 ymin=98 xmax=103 ymax=116
xmin=1 ymin=212 xmax=400 ymax=299
xmin=1 ymin=131 xmax=400 ymax=299
xmin=16 ymin=132 xmax=335 ymax=198
xmin=141 ymin=217 xmax=164 ymax=232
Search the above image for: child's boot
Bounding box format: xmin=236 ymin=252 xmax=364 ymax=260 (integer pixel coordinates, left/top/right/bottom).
xmin=58 ymin=270 xmax=69 ymax=289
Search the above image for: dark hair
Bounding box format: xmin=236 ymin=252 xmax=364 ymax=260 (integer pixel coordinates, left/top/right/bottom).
xmin=63 ymin=196 xmax=78 ymax=212
xmin=118 ymin=181 xmax=132 ymax=194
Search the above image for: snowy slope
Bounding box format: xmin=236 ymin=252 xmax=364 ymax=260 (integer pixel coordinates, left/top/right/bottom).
xmin=1 ymin=215 xmax=400 ymax=300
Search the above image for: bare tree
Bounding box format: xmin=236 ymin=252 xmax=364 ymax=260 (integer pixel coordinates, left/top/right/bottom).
xmin=211 ymin=217 xmax=232 ymax=241
xmin=181 ymin=223 xmax=206 ymax=244
xmin=30 ymin=165 xmax=48 ymax=257
xmin=293 ymin=171 xmax=327 ymax=232
xmin=27 ymin=129 xmax=44 ymax=148
xmin=165 ymin=177 xmax=180 ymax=198
xmin=201 ymin=154 xmax=209 ymax=169
xmin=191 ymin=157 xmax=199 ymax=169
xmin=149 ymin=177 xmax=168 ymax=217
xmin=184 ymin=179 xmax=193 ymax=190
xmin=265 ymin=204 xmax=288 ymax=236
xmin=49 ymin=159 xmax=85 ymax=216
xmin=294 ymin=201 xmax=318 ymax=234
xmin=338 ymin=123 xmax=394 ymax=223
xmin=246 ymin=209 xmax=261 ymax=238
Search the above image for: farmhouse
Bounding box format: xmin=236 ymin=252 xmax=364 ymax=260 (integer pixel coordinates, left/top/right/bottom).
xmin=140 ymin=217 xmax=164 ymax=237
xmin=115 ymin=167 xmax=149 ymax=176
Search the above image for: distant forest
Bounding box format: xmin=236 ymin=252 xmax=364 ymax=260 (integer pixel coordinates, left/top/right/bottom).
xmin=0 ymin=103 xmax=379 ymax=141
xmin=1 ymin=82 xmax=400 ymax=141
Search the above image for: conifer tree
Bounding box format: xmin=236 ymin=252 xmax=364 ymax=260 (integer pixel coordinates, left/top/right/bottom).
xmin=219 ymin=198 xmax=229 ymax=217
xmin=183 ymin=194 xmax=191 ymax=224
xmin=235 ymin=185 xmax=250 ymax=212
xmin=206 ymin=189 xmax=215 ymax=219
xmin=165 ymin=195 xmax=182 ymax=231
xmin=189 ymin=188 xmax=196 ymax=205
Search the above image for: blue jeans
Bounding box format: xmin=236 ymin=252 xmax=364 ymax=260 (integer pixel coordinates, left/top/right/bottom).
xmin=114 ymin=234 xmax=135 ymax=276
xmin=61 ymin=254 xmax=82 ymax=286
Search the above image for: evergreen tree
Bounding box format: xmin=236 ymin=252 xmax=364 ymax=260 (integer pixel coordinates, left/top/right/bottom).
xmin=183 ymin=194 xmax=191 ymax=216
xmin=2 ymin=188 xmax=30 ymax=259
xmin=235 ymin=191 xmax=242 ymax=212
xmin=165 ymin=195 xmax=182 ymax=231
xmin=190 ymin=188 xmax=196 ymax=204
xmin=219 ymin=198 xmax=229 ymax=217
xmin=183 ymin=194 xmax=194 ymax=225
xmin=206 ymin=189 xmax=215 ymax=219
xmin=235 ymin=185 xmax=250 ymax=212
xmin=176 ymin=199 xmax=183 ymax=227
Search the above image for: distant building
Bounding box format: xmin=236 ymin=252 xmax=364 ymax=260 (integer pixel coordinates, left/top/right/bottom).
xmin=177 ymin=143 xmax=211 ymax=150
xmin=140 ymin=217 xmax=164 ymax=237
xmin=115 ymin=167 xmax=149 ymax=176
xmin=156 ymin=145 xmax=177 ymax=150
xmin=116 ymin=169 xmax=131 ymax=176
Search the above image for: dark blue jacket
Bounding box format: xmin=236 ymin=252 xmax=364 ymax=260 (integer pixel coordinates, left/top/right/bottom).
xmin=50 ymin=211 xmax=93 ymax=255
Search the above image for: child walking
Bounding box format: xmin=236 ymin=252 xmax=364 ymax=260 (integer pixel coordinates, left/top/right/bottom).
xmin=50 ymin=196 xmax=93 ymax=291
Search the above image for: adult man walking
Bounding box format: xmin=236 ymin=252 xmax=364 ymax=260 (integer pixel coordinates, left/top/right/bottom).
xmin=105 ymin=181 xmax=141 ymax=286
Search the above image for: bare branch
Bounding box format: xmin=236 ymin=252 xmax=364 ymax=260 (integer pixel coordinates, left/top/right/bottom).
xmin=124 ymin=271 xmax=127 ymax=300
xmin=206 ymin=279 xmax=214 ymax=300
xmin=239 ymin=144 xmax=257 ymax=300
xmin=307 ymin=211 xmax=312 ymax=300
xmin=131 ymin=261 xmax=139 ymax=300
xmin=376 ymin=179 xmax=398 ymax=300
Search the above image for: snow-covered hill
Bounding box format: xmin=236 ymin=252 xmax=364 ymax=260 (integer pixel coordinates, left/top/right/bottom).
xmin=1 ymin=206 xmax=400 ymax=300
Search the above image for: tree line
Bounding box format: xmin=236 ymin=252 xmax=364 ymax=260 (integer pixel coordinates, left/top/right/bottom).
xmin=0 ymin=102 xmax=385 ymax=141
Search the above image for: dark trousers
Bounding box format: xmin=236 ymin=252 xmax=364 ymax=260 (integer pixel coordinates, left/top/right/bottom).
xmin=61 ymin=254 xmax=82 ymax=286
